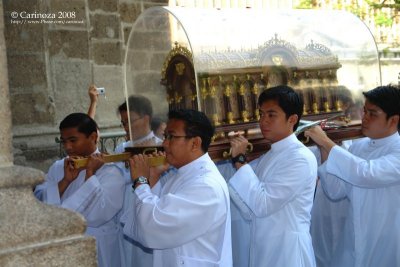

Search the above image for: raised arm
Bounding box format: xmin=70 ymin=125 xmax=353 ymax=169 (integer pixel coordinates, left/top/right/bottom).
xmin=326 ymin=145 xmax=400 ymax=188
xmin=87 ymin=84 xmax=99 ymax=119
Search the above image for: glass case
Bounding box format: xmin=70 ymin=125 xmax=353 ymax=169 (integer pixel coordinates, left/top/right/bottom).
xmin=124 ymin=7 xmax=381 ymax=159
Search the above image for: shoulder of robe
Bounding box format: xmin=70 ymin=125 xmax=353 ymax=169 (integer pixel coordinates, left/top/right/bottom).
xmin=100 ymin=162 xmax=125 ymax=176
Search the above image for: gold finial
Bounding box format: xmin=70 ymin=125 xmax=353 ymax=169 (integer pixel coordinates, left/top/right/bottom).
xmin=335 ymin=100 xmax=342 ymax=111
xmin=212 ymin=114 xmax=220 ymax=126
xmin=227 ymin=112 xmax=235 ymax=124
xmin=241 ymin=110 xmax=249 ymax=122
xmin=312 ymin=102 xmax=319 ymax=114
xmin=224 ymin=85 xmax=232 ymax=97
xmin=239 ymin=84 xmax=246 ymax=96
xmin=323 ymin=102 xmax=331 ymax=112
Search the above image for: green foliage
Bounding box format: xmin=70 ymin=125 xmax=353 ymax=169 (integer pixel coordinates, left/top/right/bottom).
xmin=345 ymin=5 xmax=365 ymax=18
xmin=366 ymin=0 xmax=400 ymax=10
xmin=293 ymin=0 xmax=398 ymax=27
xmin=366 ymin=0 xmax=398 ymax=27
xmin=374 ymin=13 xmax=393 ymax=26
xmin=295 ymin=0 xmax=314 ymax=9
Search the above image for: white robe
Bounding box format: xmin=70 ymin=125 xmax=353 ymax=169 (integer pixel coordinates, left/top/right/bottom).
xmin=115 ymin=131 xmax=163 ymax=267
xmin=34 ymin=155 xmax=125 ymax=267
xmin=309 ymin=141 xmax=352 ymax=267
xmin=121 ymin=153 xmax=233 ymax=267
xmin=319 ymin=132 xmax=400 ymax=267
xmin=228 ymin=134 xmax=317 ymax=267
xmin=217 ymin=160 xmax=254 ymax=267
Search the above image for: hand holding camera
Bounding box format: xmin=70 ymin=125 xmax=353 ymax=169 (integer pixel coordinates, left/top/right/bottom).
xmin=87 ymin=85 xmax=106 ymax=119
xmin=96 ymin=87 xmax=106 ymax=96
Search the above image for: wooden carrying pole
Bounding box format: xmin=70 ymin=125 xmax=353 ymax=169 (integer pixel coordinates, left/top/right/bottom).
xmin=71 ymin=146 xmax=166 ymax=169
xmin=71 ymin=153 xmax=166 ymax=169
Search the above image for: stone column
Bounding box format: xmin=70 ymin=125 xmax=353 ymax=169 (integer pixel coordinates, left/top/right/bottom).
xmin=0 ymin=2 xmax=97 ymax=266
xmin=0 ymin=0 xmax=12 ymax=168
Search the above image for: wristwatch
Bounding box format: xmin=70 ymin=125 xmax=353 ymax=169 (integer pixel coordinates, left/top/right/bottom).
xmin=232 ymin=153 xmax=247 ymax=164
xmin=132 ymin=176 xmax=149 ymax=189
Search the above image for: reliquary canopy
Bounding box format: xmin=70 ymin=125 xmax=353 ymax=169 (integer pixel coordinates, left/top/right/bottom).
xmin=124 ymin=7 xmax=381 ymax=159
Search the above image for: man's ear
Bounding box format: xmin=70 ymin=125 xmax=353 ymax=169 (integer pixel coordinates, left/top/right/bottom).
xmin=389 ymin=114 xmax=399 ymax=129
xmin=143 ymin=114 xmax=150 ymax=124
xmin=89 ymin=131 xmax=98 ymax=144
xmin=191 ymin=136 xmax=202 ymax=151
xmin=288 ymin=114 xmax=299 ymax=126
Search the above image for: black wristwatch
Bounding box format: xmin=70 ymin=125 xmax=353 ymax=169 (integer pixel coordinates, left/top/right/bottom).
xmin=132 ymin=176 xmax=149 ymax=189
xmin=232 ymin=153 xmax=247 ymax=164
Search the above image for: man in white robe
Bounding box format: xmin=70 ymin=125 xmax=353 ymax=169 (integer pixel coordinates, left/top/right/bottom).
xmin=223 ymin=86 xmax=317 ymax=267
xmin=308 ymin=142 xmax=352 ymax=267
xmin=114 ymin=95 xmax=163 ymax=267
xmin=310 ymin=181 xmax=350 ymax=267
xmin=121 ymin=109 xmax=232 ymax=267
xmin=216 ymin=160 xmax=254 ymax=267
xmin=305 ymin=85 xmax=400 ymax=267
xmin=34 ymin=113 xmax=125 ymax=267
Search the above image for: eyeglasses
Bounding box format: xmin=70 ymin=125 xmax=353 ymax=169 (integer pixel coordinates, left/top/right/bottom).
xmin=120 ymin=117 xmax=143 ymax=127
xmin=163 ymin=133 xmax=194 ymax=141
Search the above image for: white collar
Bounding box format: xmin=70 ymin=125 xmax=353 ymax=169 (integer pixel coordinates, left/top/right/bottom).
xmin=368 ymin=131 xmax=400 ymax=147
xmin=270 ymin=133 xmax=298 ymax=152
xmin=126 ymin=131 xmax=157 ymax=146
xmin=177 ymin=153 xmax=211 ymax=176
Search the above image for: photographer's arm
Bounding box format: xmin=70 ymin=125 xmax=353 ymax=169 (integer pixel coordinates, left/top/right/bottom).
xmin=87 ymin=84 xmax=99 ymax=119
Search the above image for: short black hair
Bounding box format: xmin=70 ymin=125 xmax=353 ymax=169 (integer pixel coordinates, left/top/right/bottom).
xmin=117 ymin=101 xmax=127 ymax=113
xmin=128 ymin=95 xmax=153 ymax=118
xmin=117 ymin=95 xmax=153 ymax=119
xmin=59 ymin=113 xmax=98 ymax=137
xmin=363 ymin=84 xmax=400 ymax=130
xmin=258 ymin=85 xmax=303 ymax=130
xmin=151 ymin=116 xmax=166 ymax=132
xmin=168 ymin=109 xmax=214 ymax=152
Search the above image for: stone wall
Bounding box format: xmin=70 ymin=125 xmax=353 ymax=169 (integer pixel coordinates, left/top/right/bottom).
xmin=3 ymin=0 xmax=168 ymax=171
xmin=0 ymin=0 xmax=12 ymax=167
xmin=0 ymin=1 xmax=98 ymax=265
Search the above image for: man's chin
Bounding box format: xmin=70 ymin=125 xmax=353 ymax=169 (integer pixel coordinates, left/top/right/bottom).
xmin=67 ymin=153 xmax=86 ymax=158
xmin=261 ymin=134 xmax=273 ymax=143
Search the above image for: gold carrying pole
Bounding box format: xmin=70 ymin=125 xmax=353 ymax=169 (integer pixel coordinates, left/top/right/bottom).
xmin=71 ymin=147 xmax=166 ymax=169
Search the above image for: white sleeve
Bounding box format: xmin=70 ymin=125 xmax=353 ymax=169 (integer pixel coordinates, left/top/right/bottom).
xmin=318 ymin=162 xmax=348 ymax=200
xmin=123 ymin=177 xmax=226 ymax=249
xmin=217 ymin=160 xmax=253 ymax=220
xmin=229 ymin=154 xmax=316 ymax=218
xmin=61 ymin=164 xmax=125 ymax=227
xmin=326 ymin=145 xmax=400 ymax=188
xmin=34 ymin=160 xmax=64 ymax=205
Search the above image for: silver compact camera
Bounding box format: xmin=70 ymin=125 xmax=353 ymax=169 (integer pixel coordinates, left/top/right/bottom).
xmin=96 ymin=87 xmax=106 ymax=95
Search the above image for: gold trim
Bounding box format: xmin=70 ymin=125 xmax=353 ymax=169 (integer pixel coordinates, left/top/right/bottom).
xmin=71 ymin=153 xmax=166 ymax=169
xmin=161 ymin=42 xmax=193 ymax=80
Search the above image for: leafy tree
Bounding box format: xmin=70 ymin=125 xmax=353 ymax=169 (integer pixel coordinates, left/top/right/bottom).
xmin=366 ymin=1 xmax=399 ymax=26
xmin=294 ymin=0 xmax=399 ymax=27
